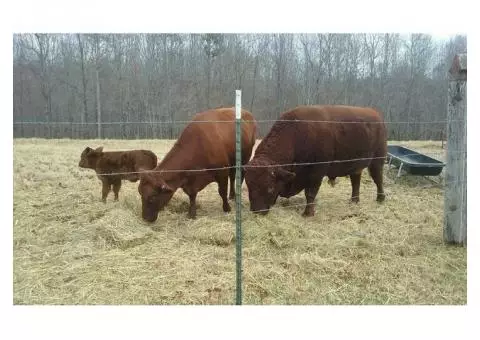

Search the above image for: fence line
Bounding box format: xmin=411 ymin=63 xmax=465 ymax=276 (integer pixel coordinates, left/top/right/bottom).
xmin=13 ymin=117 xmax=454 ymax=141
xmin=92 ymin=156 xmax=388 ymax=176
xmin=88 ymin=151 xmax=460 ymax=177
xmin=12 ymin=119 xmax=464 ymax=125
xmin=15 ymin=148 xmax=460 ymax=180
xmin=21 ymin=150 xmax=453 ymax=170
xmin=13 ymin=151 xmax=461 ymax=180
xmin=147 ymin=149 xmax=461 ymax=163
xmin=144 ymin=151 xmax=454 ymax=162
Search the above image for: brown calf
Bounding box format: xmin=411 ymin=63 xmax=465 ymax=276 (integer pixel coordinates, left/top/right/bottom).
xmin=79 ymin=146 xmax=158 ymax=202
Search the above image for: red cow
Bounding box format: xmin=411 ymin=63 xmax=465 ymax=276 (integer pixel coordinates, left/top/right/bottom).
xmin=138 ymin=107 xmax=257 ymax=221
xmin=244 ymin=105 xmax=387 ymax=216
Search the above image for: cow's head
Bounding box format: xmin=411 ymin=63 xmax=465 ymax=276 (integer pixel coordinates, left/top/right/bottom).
xmin=138 ymin=172 xmax=175 ymax=223
xmin=244 ymin=158 xmax=295 ymax=215
xmin=78 ymin=146 xmax=103 ymax=169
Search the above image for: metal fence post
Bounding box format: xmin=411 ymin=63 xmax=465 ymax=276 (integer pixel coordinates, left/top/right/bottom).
xmin=235 ymin=90 xmax=243 ymax=305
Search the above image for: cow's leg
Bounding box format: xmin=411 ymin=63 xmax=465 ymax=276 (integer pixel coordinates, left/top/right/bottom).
xmin=302 ymin=179 xmax=322 ymax=217
xmin=217 ymin=171 xmax=231 ymax=213
xmin=229 ymin=167 xmax=245 ymax=201
xmin=112 ymin=178 xmax=122 ymax=201
xmin=100 ymin=178 xmax=111 ymax=203
xmin=368 ymin=160 xmax=385 ymax=202
xmin=228 ymin=168 xmax=236 ymax=200
xmin=188 ymin=192 xmax=198 ymax=219
xmin=240 ymin=167 xmax=246 ymax=187
xmin=350 ymin=171 xmax=362 ymax=203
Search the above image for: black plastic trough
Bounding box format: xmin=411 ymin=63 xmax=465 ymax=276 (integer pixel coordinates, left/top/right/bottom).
xmin=386 ymin=145 xmax=445 ymax=177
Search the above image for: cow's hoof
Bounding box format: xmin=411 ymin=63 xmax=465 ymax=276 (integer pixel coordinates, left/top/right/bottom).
xmin=302 ymin=210 xmax=314 ymax=217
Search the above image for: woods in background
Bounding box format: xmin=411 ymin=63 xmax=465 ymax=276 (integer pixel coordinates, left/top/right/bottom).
xmin=13 ymin=33 xmax=467 ymax=140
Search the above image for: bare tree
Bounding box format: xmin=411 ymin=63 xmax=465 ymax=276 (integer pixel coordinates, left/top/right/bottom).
xmin=84 ymin=34 xmax=106 ymax=138
xmin=363 ymin=34 xmax=382 ymax=106
xmin=19 ymin=34 xmax=55 ymax=121
xmin=76 ymin=34 xmax=88 ymax=125
xmin=202 ymin=34 xmax=224 ymax=109
xmin=13 ymin=33 xmax=465 ymax=141
xmin=249 ymin=34 xmax=268 ymax=112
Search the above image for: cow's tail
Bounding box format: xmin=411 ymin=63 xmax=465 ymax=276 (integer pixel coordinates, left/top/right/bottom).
xmin=251 ymin=119 xmax=258 ymax=148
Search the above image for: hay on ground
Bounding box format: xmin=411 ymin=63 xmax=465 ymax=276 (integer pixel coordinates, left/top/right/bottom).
xmin=13 ymin=139 xmax=466 ymax=305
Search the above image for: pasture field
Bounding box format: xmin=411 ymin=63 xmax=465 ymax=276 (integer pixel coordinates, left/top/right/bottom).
xmin=13 ymin=139 xmax=466 ymax=304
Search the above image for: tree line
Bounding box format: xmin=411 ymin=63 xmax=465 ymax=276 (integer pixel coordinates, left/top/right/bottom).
xmin=13 ymin=33 xmax=467 ymax=140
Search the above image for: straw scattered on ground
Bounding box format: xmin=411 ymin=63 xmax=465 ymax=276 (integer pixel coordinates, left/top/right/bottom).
xmin=13 ymin=138 xmax=466 ymax=305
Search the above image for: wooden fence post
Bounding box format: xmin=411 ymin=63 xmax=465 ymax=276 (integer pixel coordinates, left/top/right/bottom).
xmin=444 ymin=53 xmax=467 ymax=245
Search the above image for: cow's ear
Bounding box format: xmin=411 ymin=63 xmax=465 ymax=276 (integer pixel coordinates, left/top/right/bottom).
xmin=159 ymin=182 xmax=174 ymax=193
xmin=94 ymin=146 xmax=104 ymax=153
xmin=83 ymin=146 xmax=93 ymax=155
xmin=154 ymin=180 xmax=173 ymax=193
xmin=276 ymin=168 xmax=295 ymax=182
xmin=146 ymin=175 xmax=173 ymax=193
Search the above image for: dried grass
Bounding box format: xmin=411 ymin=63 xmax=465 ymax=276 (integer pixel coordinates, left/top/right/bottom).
xmin=13 ymin=138 xmax=466 ymax=305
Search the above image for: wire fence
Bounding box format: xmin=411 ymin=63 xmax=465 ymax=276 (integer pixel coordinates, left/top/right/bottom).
xmin=12 ymin=119 xmax=461 ymax=125
xmin=12 ymin=118 xmax=450 ymax=141
xmin=13 ymin=114 xmax=464 ymax=222
xmin=12 ymin=114 xmax=466 ymax=305
xmin=91 ymin=153 xmax=458 ymax=177
xmin=14 ymin=145 xmax=462 ymax=193
xmin=13 ymin=143 xmax=463 ymax=220
xmin=12 ymin=151 xmax=462 ymax=180
xmin=12 ymin=117 xmax=462 ymax=180
xmin=12 ymin=116 xmax=460 ymax=213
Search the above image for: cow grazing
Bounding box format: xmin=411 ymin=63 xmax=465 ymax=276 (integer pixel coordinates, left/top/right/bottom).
xmin=138 ymin=107 xmax=257 ymax=221
xmin=244 ymin=105 xmax=387 ymax=216
xmin=79 ymin=146 xmax=158 ymax=202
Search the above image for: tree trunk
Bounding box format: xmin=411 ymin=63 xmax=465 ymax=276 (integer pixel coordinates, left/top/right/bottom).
xmin=250 ymin=52 xmax=259 ymax=112
xmin=76 ymin=34 xmax=88 ymax=125
xmin=164 ymin=37 xmax=173 ymax=139
xmin=96 ymin=68 xmax=101 ymax=139
xmin=206 ymin=55 xmax=212 ymax=109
